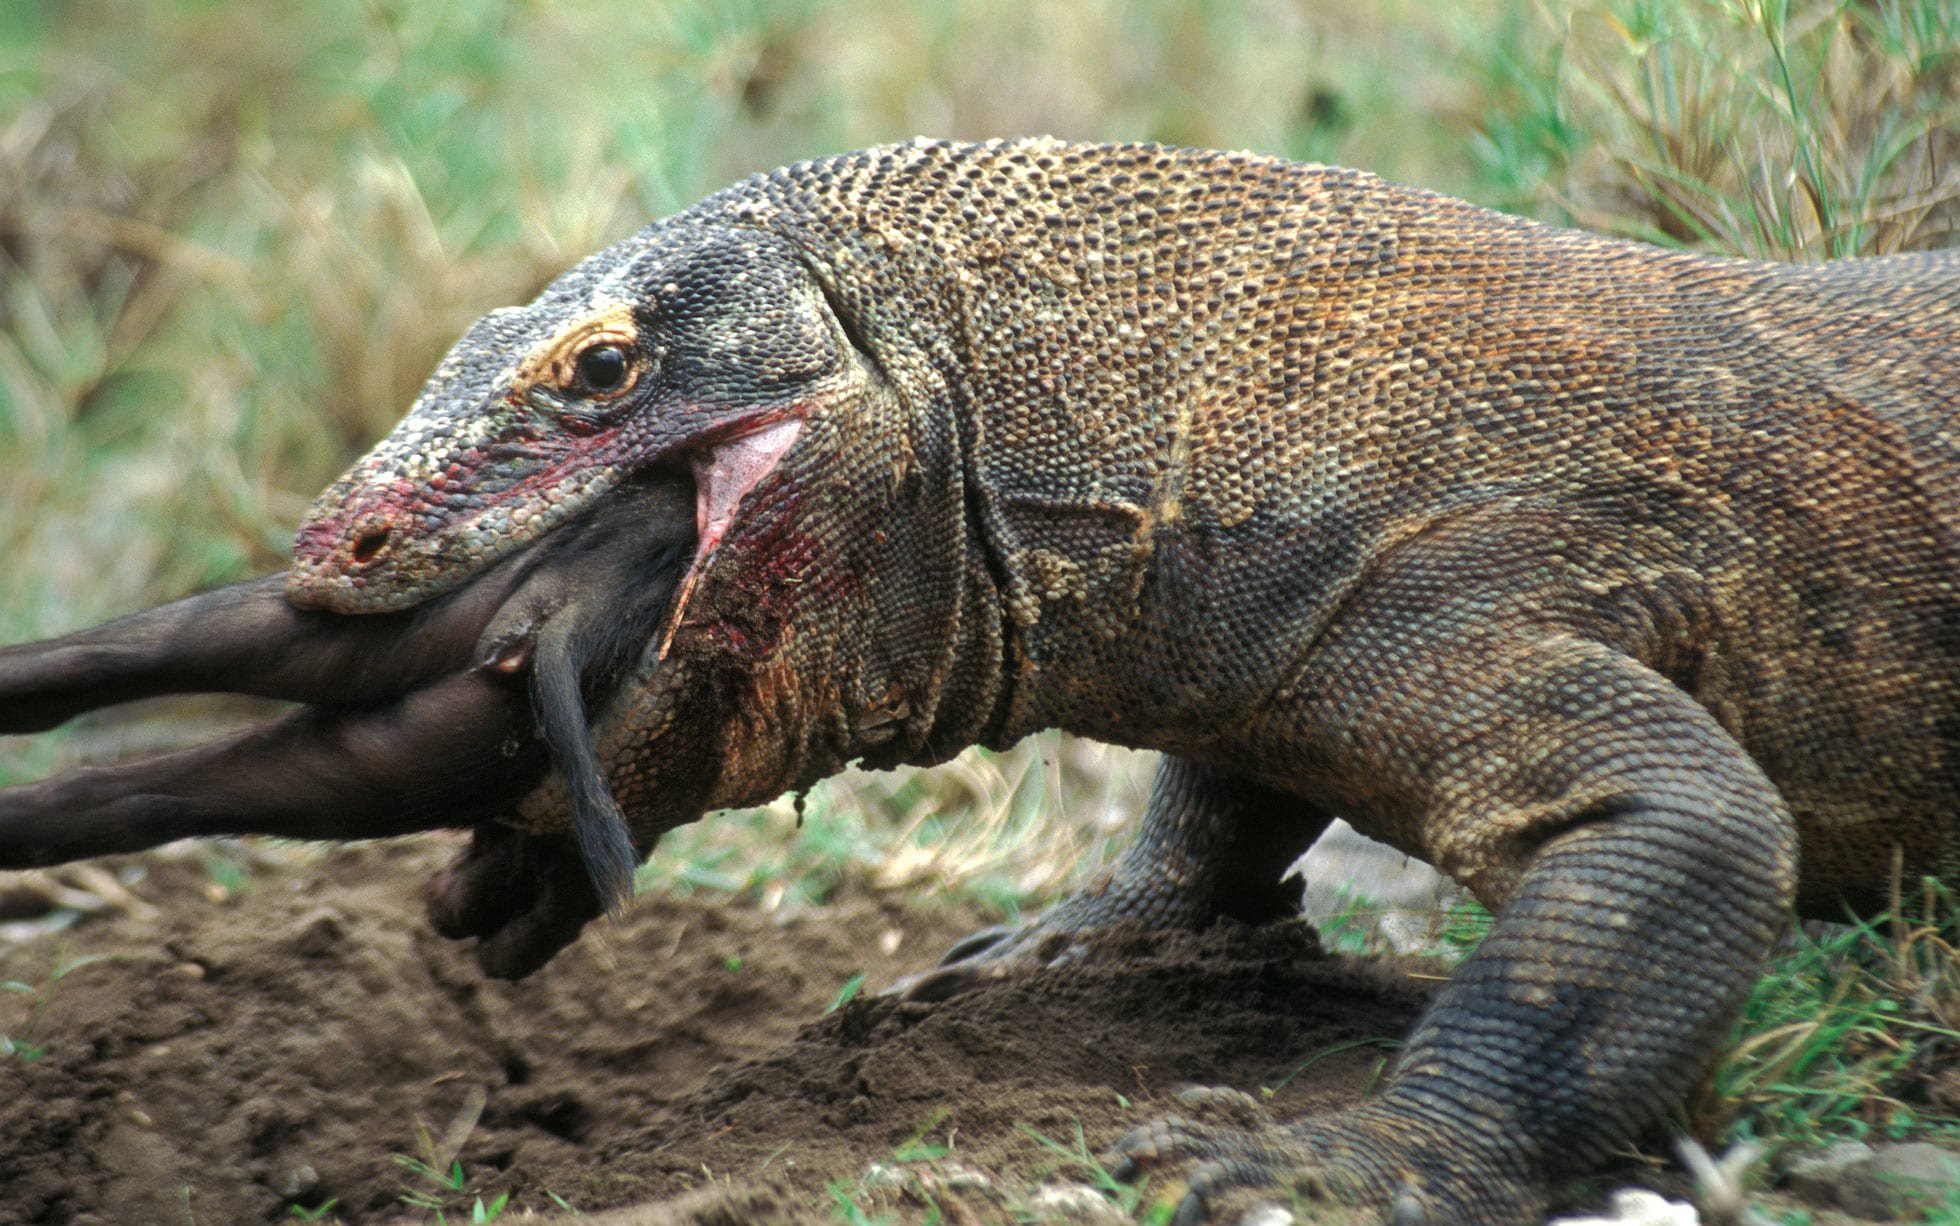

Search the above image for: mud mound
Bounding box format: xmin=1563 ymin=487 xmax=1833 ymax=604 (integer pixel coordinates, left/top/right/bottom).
xmin=574 ymin=919 xmax=1432 ymax=1221
xmin=0 ymin=840 xmax=1431 ymax=1224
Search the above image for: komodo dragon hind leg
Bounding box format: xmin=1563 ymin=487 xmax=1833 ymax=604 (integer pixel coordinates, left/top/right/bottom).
xmin=899 ymin=755 xmax=1333 ymax=1001
xmin=1111 ymin=790 xmax=1791 ymax=1224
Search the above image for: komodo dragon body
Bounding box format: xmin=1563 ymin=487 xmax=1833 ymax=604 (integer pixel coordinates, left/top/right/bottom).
xmin=5 ymin=138 xmax=1960 ymax=1224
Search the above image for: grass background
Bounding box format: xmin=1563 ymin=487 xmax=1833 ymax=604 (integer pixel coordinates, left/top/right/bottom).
xmin=1 ymin=0 xmax=1958 ymax=1178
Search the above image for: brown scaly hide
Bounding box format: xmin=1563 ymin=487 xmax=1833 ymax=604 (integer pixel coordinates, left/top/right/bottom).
xmin=489 ymin=140 xmax=1959 ymax=910
xmin=486 ymin=141 xmax=1955 ymax=1221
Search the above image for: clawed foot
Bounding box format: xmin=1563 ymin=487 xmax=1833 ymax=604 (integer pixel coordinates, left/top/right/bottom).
xmin=426 ymin=824 xmax=604 ymax=979
xmin=889 ymin=913 xmax=1095 ymax=1002
xmin=1110 ymin=1089 xmax=1536 ymax=1226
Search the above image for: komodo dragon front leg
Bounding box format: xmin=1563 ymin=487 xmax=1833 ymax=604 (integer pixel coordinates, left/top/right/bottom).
xmin=1101 ymin=521 xmax=1797 ymax=1224
xmin=905 ymin=756 xmax=1334 ymax=1000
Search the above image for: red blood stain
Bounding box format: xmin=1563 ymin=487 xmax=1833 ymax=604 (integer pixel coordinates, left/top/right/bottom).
xmin=679 ymin=489 xmax=858 ymax=666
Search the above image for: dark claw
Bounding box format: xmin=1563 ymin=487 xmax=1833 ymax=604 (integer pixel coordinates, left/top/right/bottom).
xmin=1175 ymin=1157 xmax=1299 ymax=1226
xmin=889 ymin=916 xmax=1092 ymax=1002
xmin=1112 ymin=1100 xmax=1471 ymax=1224
xmin=1111 ymin=1114 xmax=1198 ymax=1180
xmin=1175 ymin=1085 xmax=1274 ymax=1129
xmin=891 ymin=960 xmax=1007 ymax=1003
xmin=936 ymin=923 xmax=1018 ymax=964
xmin=885 ymin=920 xmax=1026 ymax=1001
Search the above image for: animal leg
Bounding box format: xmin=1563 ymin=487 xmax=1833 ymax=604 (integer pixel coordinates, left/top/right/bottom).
xmin=425 ymin=823 xmax=604 ymax=980
xmin=904 ymin=755 xmax=1333 ymax=1000
xmin=0 ymin=566 xmax=538 ymax=734
xmin=1112 ymin=636 xmax=1797 ymax=1225
xmin=0 ymin=669 xmax=542 ymax=867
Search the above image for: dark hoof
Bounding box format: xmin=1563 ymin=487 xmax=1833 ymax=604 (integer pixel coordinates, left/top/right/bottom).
xmin=426 ymin=825 xmax=602 ymax=979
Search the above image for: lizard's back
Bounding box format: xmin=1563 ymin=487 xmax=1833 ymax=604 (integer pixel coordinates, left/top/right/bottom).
xmin=1231 ymin=221 xmax=1960 ymax=908
xmin=1221 ymin=213 xmax=1960 ymax=909
xmin=737 ymin=140 xmax=1960 ymax=907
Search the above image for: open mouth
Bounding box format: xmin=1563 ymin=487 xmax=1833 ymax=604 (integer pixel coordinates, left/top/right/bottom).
xmin=4 ymin=398 xmax=825 ymax=924
xmin=288 ymin=410 xmax=807 ymax=624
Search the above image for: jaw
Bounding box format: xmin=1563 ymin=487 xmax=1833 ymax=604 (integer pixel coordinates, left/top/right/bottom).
xmin=286 ymin=456 xmax=622 ymax=614
xmin=287 ymin=408 xmax=810 ymax=619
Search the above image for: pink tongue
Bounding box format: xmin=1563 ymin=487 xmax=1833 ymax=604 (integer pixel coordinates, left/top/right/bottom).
xmin=658 ymin=417 xmax=804 ymax=659
xmin=688 ymin=418 xmax=804 ymax=562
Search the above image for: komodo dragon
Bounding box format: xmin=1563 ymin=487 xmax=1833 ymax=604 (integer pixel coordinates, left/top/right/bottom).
xmin=3 ymin=137 xmax=1958 ymax=1224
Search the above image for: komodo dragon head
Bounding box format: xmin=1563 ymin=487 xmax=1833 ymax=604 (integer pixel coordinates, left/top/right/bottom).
xmin=287 ymin=223 xmax=843 ymax=617
xmin=286 ymin=160 xmax=1004 ymax=860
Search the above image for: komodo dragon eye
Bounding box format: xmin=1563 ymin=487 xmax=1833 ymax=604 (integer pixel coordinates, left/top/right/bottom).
xmin=573 ymin=344 xmax=630 ymax=395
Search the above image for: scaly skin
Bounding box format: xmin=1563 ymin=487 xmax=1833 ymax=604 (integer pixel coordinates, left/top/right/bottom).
xmin=7 ymin=139 xmax=1960 ymax=1222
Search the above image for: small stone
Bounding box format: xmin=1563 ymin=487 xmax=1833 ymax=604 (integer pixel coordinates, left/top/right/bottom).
xmin=1549 ymin=1188 xmax=1696 ymax=1226
xmin=290 ymin=909 xmax=345 ymax=957
xmin=282 ymin=1164 xmax=321 ymax=1199
xmin=860 ymin=1163 xmax=904 ymax=1190
xmin=937 ymin=1161 xmax=993 ymax=1193
xmin=1025 ymin=1183 xmax=1129 ymax=1223
xmin=1783 ymin=1138 xmax=1876 ymax=1206
xmin=1836 ymin=1141 xmax=1960 ymax=1220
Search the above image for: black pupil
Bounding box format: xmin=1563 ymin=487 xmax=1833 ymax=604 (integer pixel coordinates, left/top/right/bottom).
xmin=577 ymin=345 xmax=627 ymax=392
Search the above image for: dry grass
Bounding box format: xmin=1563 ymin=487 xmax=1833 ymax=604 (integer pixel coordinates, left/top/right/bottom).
xmin=640 ymin=733 xmax=1157 ymax=920
xmin=1517 ymin=0 xmax=1960 ymax=257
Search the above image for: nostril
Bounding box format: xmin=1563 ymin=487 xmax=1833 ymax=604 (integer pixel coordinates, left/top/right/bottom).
xmin=350 ymin=526 xmax=392 ymax=566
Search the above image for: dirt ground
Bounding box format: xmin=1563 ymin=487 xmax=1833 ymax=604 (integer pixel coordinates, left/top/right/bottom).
xmin=0 ymin=838 xmax=1443 ymax=1225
